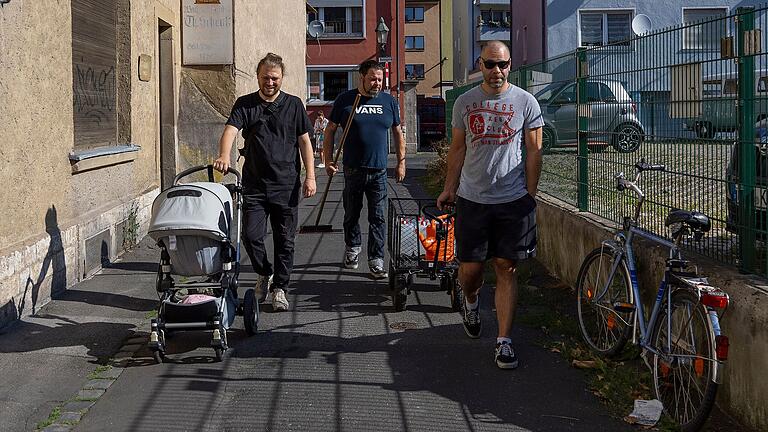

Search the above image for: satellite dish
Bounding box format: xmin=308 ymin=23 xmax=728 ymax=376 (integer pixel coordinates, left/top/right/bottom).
xmin=632 ymin=14 xmax=653 ymax=35
xmin=307 ymin=20 xmax=325 ymax=38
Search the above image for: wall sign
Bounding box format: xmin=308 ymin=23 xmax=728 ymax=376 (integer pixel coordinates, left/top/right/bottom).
xmin=182 ymin=0 xmax=233 ymax=65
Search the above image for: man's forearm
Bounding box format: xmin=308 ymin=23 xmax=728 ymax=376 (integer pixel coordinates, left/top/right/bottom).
xmin=443 ymin=143 xmax=465 ymax=193
xmin=525 ymin=146 xmax=542 ymax=196
xmin=396 ymin=128 xmax=406 ymax=163
xmin=298 ymin=134 xmax=315 ymax=179
xmin=323 ymin=126 xmax=336 ymax=164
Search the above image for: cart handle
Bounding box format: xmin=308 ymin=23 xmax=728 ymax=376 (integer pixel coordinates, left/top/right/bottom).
xmin=173 ymin=165 xmax=242 ymax=186
xmin=421 ymin=204 xmax=455 ymax=224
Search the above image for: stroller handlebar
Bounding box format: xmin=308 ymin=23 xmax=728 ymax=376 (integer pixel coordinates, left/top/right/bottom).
xmin=173 ymin=165 xmax=242 ymax=186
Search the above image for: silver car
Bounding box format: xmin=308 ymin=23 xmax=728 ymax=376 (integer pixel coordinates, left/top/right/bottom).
xmin=534 ymin=79 xmax=645 ymax=153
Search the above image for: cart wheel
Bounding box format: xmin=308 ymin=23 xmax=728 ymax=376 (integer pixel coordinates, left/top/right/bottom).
xmin=214 ymin=347 xmax=224 ymax=362
xmin=450 ymin=275 xmax=463 ymax=312
xmin=388 ymin=261 xmax=396 ymax=292
xmin=152 ymin=349 xmax=165 ymax=364
xmin=243 ymin=288 xmax=259 ymax=336
xmin=392 ymin=275 xmax=408 ymax=312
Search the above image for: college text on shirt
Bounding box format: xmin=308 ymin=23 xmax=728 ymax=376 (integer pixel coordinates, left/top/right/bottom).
xmin=464 ymin=100 xmax=517 ymax=147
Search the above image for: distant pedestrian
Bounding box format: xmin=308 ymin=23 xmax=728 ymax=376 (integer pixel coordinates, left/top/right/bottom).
xmin=214 ymin=52 xmax=317 ymax=312
xmin=324 ymin=60 xmax=406 ymax=279
xmin=437 ymin=40 xmax=543 ymax=369
xmin=313 ymin=111 xmax=329 ymax=168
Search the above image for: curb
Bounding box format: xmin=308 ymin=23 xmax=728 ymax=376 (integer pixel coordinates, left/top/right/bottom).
xmin=37 ymin=331 xmax=146 ymax=431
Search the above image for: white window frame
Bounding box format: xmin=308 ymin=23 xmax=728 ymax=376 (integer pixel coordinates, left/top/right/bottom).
xmin=577 ymin=8 xmax=634 ymax=48
xmin=681 ymin=6 xmax=728 ymax=51
xmin=306 ymin=67 xmax=358 ymax=104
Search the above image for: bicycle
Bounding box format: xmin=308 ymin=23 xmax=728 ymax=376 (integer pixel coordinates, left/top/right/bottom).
xmin=575 ymin=160 xmax=730 ymax=432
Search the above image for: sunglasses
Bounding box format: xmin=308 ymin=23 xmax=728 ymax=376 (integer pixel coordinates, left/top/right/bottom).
xmin=479 ymin=57 xmax=511 ymax=70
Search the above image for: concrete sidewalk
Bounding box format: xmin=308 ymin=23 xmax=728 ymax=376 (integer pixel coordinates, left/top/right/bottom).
xmin=0 ymin=154 xmax=631 ymax=432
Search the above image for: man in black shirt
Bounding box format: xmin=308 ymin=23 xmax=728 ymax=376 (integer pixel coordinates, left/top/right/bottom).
xmin=214 ymin=53 xmax=316 ymax=312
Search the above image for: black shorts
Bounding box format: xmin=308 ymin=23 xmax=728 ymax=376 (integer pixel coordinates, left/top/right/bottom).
xmin=455 ymin=194 xmax=537 ymax=262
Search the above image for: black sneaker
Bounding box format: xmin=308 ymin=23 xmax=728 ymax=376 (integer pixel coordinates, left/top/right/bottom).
xmin=461 ymin=300 xmax=482 ymax=338
xmin=495 ymin=341 xmax=519 ymax=369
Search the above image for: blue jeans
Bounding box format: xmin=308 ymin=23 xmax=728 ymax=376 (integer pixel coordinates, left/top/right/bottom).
xmin=343 ymin=167 xmax=387 ymax=261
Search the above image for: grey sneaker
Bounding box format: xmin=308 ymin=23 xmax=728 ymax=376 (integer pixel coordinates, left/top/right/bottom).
xmin=495 ymin=341 xmax=519 ymax=369
xmin=255 ymin=274 xmax=273 ymax=303
xmin=344 ymin=246 xmax=361 ymax=269
xmin=271 ymin=288 xmax=289 ymax=312
xmin=369 ymin=258 xmax=388 ymax=279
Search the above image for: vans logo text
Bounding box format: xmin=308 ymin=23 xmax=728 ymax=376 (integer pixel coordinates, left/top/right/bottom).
xmin=356 ymin=105 xmax=384 ymax=114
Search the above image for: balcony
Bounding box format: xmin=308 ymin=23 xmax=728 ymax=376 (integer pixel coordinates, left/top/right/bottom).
xmin=313 ymin=20 xmax=363 ymax=38
xmin=473 ymin=0 xmax=508 ymax=5
xmin=476 ymin=19 xmax=510 ymax=42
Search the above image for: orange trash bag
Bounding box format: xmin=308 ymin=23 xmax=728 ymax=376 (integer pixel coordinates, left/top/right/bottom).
xmin=418 ymin=214 xmax=455 ymax=262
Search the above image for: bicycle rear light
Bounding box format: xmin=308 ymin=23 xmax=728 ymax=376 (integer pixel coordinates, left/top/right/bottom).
xmin=715 ymin=335 xmax=729 ymax=361
xmin=701 ymin=292 xmax=729 ymax=308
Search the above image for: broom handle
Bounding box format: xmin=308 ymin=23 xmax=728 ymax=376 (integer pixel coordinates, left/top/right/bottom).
xmin=313 ymin=93 xmax=362 ymax=226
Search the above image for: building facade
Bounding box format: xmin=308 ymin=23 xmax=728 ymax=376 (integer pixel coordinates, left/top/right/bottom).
xmin=453 ymin=0 xmax=511 ymax=86
xmin=0 ymin=0 xmax=307 ymax=328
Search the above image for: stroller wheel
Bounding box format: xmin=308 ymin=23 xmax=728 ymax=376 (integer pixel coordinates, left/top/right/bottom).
xmin=214 ymin=347 xmax=224 ymax=362
xmin=243 ymin=288 xmax=259 ymax=336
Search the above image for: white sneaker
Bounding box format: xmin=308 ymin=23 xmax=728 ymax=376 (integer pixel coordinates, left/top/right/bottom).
xmin=255 ymin=274 xmax=273 ymax=303
xmin=271 ymin=288 xmax=289 ymax=311
xmin=317 ymin=163 xmax=325 ymax=168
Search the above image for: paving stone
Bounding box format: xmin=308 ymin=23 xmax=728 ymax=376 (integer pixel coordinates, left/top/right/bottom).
xmin=84 ymin=379 xmax=113 ymax=390
xmin=124 ymin=335 xmax=146 ymax=345
xmin=59 ymin=412 xmax=82 ymax=422
xmin=77 ymin=389 xmax=105 ymax=400
xmin=62 ymin=400 xmax=96 ymax=412
xmin=41 ymin=425 xmax=71 ymax=432
xmin=96 ymin=367 xmax=124 ymax=379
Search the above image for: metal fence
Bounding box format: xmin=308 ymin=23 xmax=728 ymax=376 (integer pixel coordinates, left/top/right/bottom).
xmin=445 ymin=6 xmax=768 ymax=277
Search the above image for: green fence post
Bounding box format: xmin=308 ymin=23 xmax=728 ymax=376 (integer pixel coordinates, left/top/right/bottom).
xmin=737 ymin=7 xmax=756 ymax=272
xmin=577 ymin=48 xmax=589 ymax=211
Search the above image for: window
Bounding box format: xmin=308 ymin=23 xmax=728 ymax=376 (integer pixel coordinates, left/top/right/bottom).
xmin=405 ymin=64 xmax=425 ymax=80
xmin=580 ymin=11 xmax=632 ymax=47
xmin=702 ymin=79 xmax=722 ymax=98
xmin=307 ymin=70 xmax=355 ymax=102
xmin=553 ymin=84 xmax=576 ymax=104
xmin=72 ymin=0 xmax=120 ymax=149
xmin=480 ymin=9 xmax=510 ymax=26
xmin=309 ymin=6 xmax=363 ymax=37
xmin=683 ymin=8 xmax=727 ymax=50
xmin=405 ymin=7 xmax=424 ymax=22
xmin=405 ymin=36 xmax=425 ymax=50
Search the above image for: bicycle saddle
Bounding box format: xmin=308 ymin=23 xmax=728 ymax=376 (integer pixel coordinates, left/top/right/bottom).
xmin=665 ymin=210 xmax=711 ymax=232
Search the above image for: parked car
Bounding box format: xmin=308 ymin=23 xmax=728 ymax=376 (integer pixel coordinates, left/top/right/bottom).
xmin=725 ymin=118 xmax=768 ymax=236
xmin=534 ymin=79 xmax=645 ymax=153
xmin=684 ymin=70 xmax=768 ymax=139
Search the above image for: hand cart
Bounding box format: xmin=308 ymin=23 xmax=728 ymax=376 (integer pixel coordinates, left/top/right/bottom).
xmin=387 ymin=198 xmax=462 ymax=311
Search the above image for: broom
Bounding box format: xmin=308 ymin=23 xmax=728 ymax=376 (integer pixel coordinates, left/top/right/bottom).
xmin=300 ymin=92 xmax=362 ymax=233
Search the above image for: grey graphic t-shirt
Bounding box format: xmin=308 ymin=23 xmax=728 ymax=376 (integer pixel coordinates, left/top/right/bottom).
xmin=452 ymin=84 xmax=543 ymax=204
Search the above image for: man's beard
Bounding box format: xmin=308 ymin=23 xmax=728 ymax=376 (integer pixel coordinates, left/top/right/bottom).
xmin=487 ymin=77 xmax=505 ymax=88
xmin=367 ymin=86 xmax=380 ymax=97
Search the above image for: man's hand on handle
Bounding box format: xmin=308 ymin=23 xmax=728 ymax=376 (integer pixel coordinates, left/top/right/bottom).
xmin=325 ymin=162 xmax=338 ymax=177
xmin=213 ymin=157 xmax=229 ymax=173
xmin=436 ymin=189 xmax=456 ymax=211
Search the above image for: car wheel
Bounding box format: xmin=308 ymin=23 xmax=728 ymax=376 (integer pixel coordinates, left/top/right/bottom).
xmin=542 ymin=126 xmax=555 ymax=153
xmin=612 ymin=123 xmax=643 ymax=153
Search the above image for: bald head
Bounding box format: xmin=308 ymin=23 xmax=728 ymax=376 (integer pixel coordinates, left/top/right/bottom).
xmin=481 ymin=41 xmax=510 ymax=59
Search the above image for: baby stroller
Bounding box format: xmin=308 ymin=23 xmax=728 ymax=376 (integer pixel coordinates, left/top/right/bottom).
xmin=147 ymin=165 xmax=258 ymax=363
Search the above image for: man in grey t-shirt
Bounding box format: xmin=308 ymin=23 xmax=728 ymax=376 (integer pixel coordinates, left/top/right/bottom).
xmin=437 ymin=40 xmax=543 ymax=370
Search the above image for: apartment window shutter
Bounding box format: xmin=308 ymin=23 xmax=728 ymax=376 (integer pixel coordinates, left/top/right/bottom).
xmin=72 ymin=0 xmax=118 ymax=149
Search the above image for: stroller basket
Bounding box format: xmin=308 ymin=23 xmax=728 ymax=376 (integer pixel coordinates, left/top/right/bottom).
xmin=149 ymin=182 xmax=234 ymax=276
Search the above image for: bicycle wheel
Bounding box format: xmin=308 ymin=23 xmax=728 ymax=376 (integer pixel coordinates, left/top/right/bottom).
xmin=576 ymin=247 xmax=634 ymax=357
xmin=651 ymin=289 xmax=718 ymax=432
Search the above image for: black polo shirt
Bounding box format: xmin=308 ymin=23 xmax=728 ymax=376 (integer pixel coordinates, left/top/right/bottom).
xmin=226 ymin=91 xmax=312 ymax=203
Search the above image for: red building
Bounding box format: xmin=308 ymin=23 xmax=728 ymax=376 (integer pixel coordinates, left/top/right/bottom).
xmin=306 ymin=1 xmax=406 ymax=121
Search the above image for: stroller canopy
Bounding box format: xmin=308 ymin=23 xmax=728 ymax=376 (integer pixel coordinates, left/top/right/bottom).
xmin=149 ymin=182 xmax=233 ymax=241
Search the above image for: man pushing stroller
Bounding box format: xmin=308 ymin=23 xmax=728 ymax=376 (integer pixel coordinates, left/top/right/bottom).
xmin=214 ymin=53 xmax=316 ymax=311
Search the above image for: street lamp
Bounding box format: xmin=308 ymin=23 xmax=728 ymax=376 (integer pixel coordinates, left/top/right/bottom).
xmin=375 ymin=17 xmax=390 ymax=56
